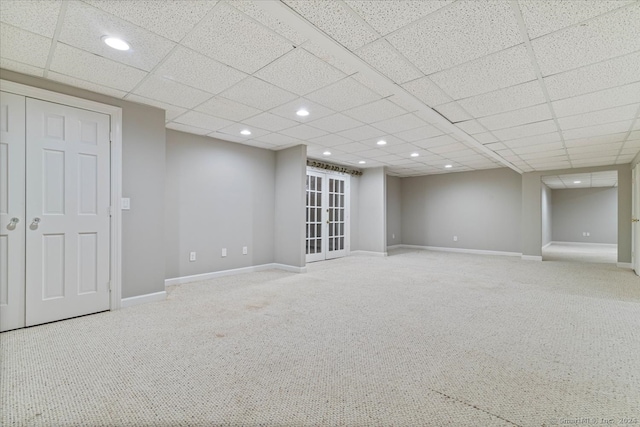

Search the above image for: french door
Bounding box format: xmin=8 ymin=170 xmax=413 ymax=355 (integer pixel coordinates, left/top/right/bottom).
xmin=305 ymin=170 xmax=349 ymax=262
xmin=0 ymin=93 xmax=111 ymax=331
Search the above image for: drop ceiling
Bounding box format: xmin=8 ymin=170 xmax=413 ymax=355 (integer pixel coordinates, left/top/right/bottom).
xmin=541 ymin=170 xmax=618 ymax=189
xmin=1 ymin=0 xmax=639 ymax=177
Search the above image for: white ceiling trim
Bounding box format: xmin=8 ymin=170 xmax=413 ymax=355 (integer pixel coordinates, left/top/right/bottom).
xmin=255 ymin=0 xmax=523 ymax=174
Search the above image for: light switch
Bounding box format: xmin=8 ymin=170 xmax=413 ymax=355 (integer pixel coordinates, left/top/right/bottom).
xmin=222 ymin=248 xmax=227 ymax=257
xmin=121 ymin=198 xmax=130 ymax=210
xmin=242 ymin=246 xmax=248 ymax=255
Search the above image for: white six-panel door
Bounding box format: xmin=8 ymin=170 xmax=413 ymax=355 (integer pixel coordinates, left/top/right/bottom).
xmin=0 ymin=92 xmax=26 ymax=332
xmin=25 ymin=98 xmax=111 ymax=327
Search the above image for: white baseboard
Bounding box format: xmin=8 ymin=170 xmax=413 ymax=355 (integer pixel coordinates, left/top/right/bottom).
xmin=399 ymin=244 xmax=521 ymax=257
xmin=351 ymin=250 xmax=388 ymax=257
xmin=550 ymin=241 xmax=617 ymax=248
xmin=386 ymin=244 xmax=403 ymax=250
xmin=165 ymin=263 xmax=305 ymax=287
xmin=521 ymin=255 xmax=543 ymax=261
xmin=617 ymin=262 xmax=632 ymax=269
xmin=542 ymin=242 xmax=552 ymax=249
xmin=121 ymin=291 xmax=167 ymax=308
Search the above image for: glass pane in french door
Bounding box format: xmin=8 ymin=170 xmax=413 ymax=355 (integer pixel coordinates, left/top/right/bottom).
xmin=328 ymin=177 xmax=345 ymax=253
xmin=306 ymin=175 xmax=322 ymax=255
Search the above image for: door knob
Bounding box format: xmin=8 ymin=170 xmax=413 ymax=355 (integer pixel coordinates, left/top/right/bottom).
xmin=6 ymin=217 xmax=19 ymax=230
xmin=30 ymin=217 xmax=41 ymax=230
xmin=633 ymin=218 xmax=639 ymax=223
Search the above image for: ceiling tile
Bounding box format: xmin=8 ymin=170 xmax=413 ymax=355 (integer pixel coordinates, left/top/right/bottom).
xmin=284 ymin=0 xmax=378 ymax=50
xmin=280 ymin=124 xmax=328 ymax=140
xmin=355 ymin=39 xmax=422 ymax=84
xmin=531 ymin=3 xmax=640 ymax=76
xmin=343 ymin=99 xmax=407 ymax=124
xmin=133 ymin=74 xmax=212 ymax=108
xmin=412 ymin=134 xmax=458 ymax=149
xmin=371 ymin=113 xmax=425 ymax=134
xmin=255 ymin=48 xmax=346 ymax=95
xmin=458 ymin=81 xmax=546 ymax=118
xmin=219 ymin=77 xmax=297 ymax=111
xmin=395 ymin=125 xmax=444 ymax=142
xmin=0 ymin=0 xmax=61 ymax=38
xmin=0 ymin=58 xmax=44 ymax=78
xmin=302 ymin=42 xmax=359 ymax=75
xmin=166 ymin=122 xmax=210 ymax=136
xmin=511 ymin=141 xmax=565 ymax=155
xmin=562 ymin=120 xmax=633 ymax=141
xmin=428 ymin=142 xmax=469 ymax=154
xmin=350 ymin=73 xmax=395 ymax=98
xmin=269 ymin=98 xmax=336 ymax=123
xmin=307 ymin=77 xmax=380 ymax=111
xmin=401 ymin=76 xmax=452 ymax=107
xmin=217 ymin=122 xmax=270 ymax=140
xmin=544 ymin=51 xmax=640 ymax=101
xmin=387 ymin=0 xmax=521 ymax=74
xmin=243 ymin=112 xmax=299 ymax=132
xmin=518 ymin=149 xmax=567 ymax=160
xmin=307 ymin=134 xmax=353 ymax=147
xmin=155 ymin=46 xmax=247 ymax=95
xmin=502 ymin=131 xmax=562 ymax=149
xmin=345 ymin=0 xmax=453 ymax=36
xmin=484 ymin=142 xmax=507 ymax=151
xmin=518 ymin=0 xmax=634 ymax=39
xmin=336 ymin=125 xmax=386 ymax=142
xmin=492 ymin=120 xmax=558 ymax=141
xmin=564 ymin=132 xmax=628 ymax=148
xmin=207 ymin=131 xmax=249 ymax=143
xmin=194 ymin=96 xmax=261 ymax=122
xmin=125 ymin=94 xmax=187 ymax=122
xmin=59 ymin=1 xmax=176 ymax=72
xmin=382 ymin=142 xmax=420 ymax=155
xmin=552 ymin=81 xmax=640 ymax=117
xmin=0 ymin=24 xmax=51 ymax=68
xmin=337 ymin=141 xmax=375 ymax=153
xmin=173 ymin=111 xmax=234 ymax=132
xmin=252 ymin=132 xmax=302 ymax=146
xmin=47 ymin=72 xmax=127 ymax=99
xmin=473 ymin=132 xmax=498 ymax=144
xmin=433 ymin=102 xmax=472 ymax=123
xmin=51 ymin=43 xmax=146 ymax=92
xmin=478 ymin=103 xmax=552 ymax=131
xmin=84 ymin=0 xmax=218 ymax=42
xmin=557 ymin=104 xmax=639 ymax=130
xmin=182 ymin=2 xmax=293 ymax=74
xmin=430 ymin=45 xmax=536 ymax=100
xmin=308 ymin=113 xmax=364 ymax=133
xmin=455 ymin=120 xmax=486 ymax=135
xmin=228 ymin=0 xmax=306 ymax=45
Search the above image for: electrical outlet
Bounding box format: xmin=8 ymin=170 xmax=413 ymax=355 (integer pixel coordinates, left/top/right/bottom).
xmin=242 ymin=246 xmax=248 ymax=255
xmin=453 ymin=236 xmax=458 ymax=242
xmin=189 ymin=252 xmax=196 ymax=262
xmin=392 ymin=233 xmax=395 ymax=239
xmin=586 ymin=232 xmax=590 ymax=237
xmin=582 ymin=232 xmax=587 ymax=237
xmin=221 ymin=248 xmax=227 ymax=257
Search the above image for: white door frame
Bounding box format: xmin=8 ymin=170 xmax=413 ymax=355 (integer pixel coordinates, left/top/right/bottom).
xmin=1 ymin=79 xmax=123 ymax=310
xmin=633 ymin=165 xmax=639 ymax=275
xmin=305 ymin=167 xmax=350 ymax=262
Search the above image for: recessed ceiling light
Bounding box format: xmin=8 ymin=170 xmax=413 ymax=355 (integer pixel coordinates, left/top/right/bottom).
xmin=358 ymin=160 xmax=366 ymax=164
xmin=102 ymin=36 xmax=130 ymax=51
xmin=323 ymin=151 xmax=331 ymax=156
xmin=410 ymin=153 xmax=419 ymax=157
xmin=573 ymin=180 xmax=581 ymax=184
xmin=296 ymin=109 xmax=309 ymax=117
xmin=376 ymin=140 xmax=387 ymax=146
xmin=445 ymin=164 xmax=453 ymax=168
xmin=240 ymin=129 xmax=251 ymax=136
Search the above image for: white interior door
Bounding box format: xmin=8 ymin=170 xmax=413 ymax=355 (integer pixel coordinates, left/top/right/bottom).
xmin=305 ymin=170 xmax=349 ymax=263
xmin=25 ymin=98 xmax=111 ymax=326
xmin=0 ymin=91 xmax=26 ymax=332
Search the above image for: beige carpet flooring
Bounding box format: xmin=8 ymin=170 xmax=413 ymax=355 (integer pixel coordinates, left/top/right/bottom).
xmin=2 ymin=248 xmax=639 ymax=427
xmin=542 ymin=242 xmax=618 ymax=264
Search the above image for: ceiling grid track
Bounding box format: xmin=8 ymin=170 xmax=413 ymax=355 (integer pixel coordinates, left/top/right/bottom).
xmin=258 ymin=0 xmax=523 ymax=174
xmin=509 ymin=0 xmax=573 ymax=169
xmin=43 ymin=0 xmax=68 ymax=79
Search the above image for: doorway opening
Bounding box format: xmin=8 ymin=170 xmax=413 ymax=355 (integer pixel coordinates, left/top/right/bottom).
xmin=541 ymin=171 xmax=618 ymax=264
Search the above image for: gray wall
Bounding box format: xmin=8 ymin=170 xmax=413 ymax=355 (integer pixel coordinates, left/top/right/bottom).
xmin=522 ymin=165 xmax=631 ymax=262
xmin=541 ymin=183 xmax=552 ymax=247
xmin=165 ymin=130 xmax=277 ymax=279
xmin=1 ymin=69 xmax=166 ymax=299
xmin=275 ymin=145 xmax=306 ymax=268
xmin=551 ymin=187 xmax=617 ymax=244
xmin=357 ymin=167 xmax=387 ymax=253
xmin=386 ymin=175 xmax=402 ymax=246
xmin=402 ymin=168 xmax=522 ymax=253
